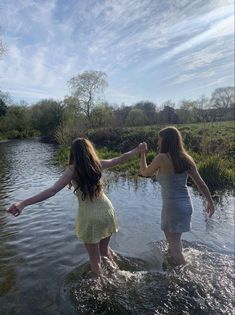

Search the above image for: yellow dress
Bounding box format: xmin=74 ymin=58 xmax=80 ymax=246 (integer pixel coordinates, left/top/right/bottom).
xmin=72 ymin=180 xmax=119 ymax=244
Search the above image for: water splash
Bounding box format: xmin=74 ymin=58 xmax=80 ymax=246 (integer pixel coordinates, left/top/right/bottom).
xmin=64 ymin=241 xmax=234 ymax=315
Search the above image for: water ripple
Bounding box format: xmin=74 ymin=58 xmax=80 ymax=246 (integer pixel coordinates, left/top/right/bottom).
xmin=66 ymin=241 xmax=234 ymax=315
xmin=0 ymin=139 xmax=234 ymax=315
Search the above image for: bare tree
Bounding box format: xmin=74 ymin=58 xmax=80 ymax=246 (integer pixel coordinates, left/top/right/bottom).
xmin=211 ymin=87 xmax=234 ymax=109
xmin=68 ymin=70 xmax=108 ymax=119
xmin=161 ymin=100 xmax=176 ymax=109
xmin=177 ymin=100 xmax=197 ymax=123
xmin=195 ymin=95 xmax=210 ymax=122
xmin=210 ymin=87 xmax=234 ymax=120
xmin=0 ymin=90 xmax=12 ymax=105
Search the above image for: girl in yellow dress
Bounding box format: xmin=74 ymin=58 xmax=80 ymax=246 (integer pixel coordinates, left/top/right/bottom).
xmin=8 ymin=138 xmax=141 ymax=274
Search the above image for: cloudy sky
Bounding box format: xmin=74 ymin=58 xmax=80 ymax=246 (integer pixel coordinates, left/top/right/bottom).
xmin=0 ymin=0 xmax=234 ymax=106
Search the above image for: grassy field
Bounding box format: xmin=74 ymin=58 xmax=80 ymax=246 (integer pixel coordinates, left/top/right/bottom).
xmin=56 ymin=121 xmax=234 ymax=190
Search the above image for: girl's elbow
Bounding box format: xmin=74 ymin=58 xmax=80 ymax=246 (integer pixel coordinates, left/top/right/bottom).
xmin=141 ymin=170 xmax=147 ymax=177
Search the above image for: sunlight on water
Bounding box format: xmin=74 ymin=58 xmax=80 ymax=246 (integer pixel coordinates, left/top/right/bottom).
xmin=0 ymin=140 xmax=234 ymax=314
xmin=65 ymin=241 xmax=234 ymax=315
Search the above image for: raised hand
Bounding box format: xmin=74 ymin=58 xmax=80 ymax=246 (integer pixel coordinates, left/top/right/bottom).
xmin=8 ymin=201 xmax=24 ymax=217
xmin=139 ymin=142 xmax=148 ymax=153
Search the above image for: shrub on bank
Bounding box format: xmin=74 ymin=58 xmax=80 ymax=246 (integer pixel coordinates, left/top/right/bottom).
xmin=197 ymin=155 xmax=234 ymax=189
xmin=55 ymin=121 xmax=234 ymax=190
xmin=56 ymin=145 xmax=234 ymax=190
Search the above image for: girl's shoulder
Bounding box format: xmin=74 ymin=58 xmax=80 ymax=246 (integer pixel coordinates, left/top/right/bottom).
xmin=157 ymin=153 xmax=169 ymax=161
xmin=151 ymin=153 xmax=166 ymax=166
xmin=68 ymin=164 xmax=75 ymax=172
xmin=68 ymin=165 xmax=77 ymax=179
xmin=157 ymin=153 xmax=175 ymax=170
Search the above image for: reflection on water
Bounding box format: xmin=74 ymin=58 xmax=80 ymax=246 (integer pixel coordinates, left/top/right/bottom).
xmin=0 ymin=139 xmax=234 ymax=315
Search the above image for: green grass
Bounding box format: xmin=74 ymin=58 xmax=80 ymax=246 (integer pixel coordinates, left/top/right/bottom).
xmin=86 ymin=121 xmax=234 ymax=157
xmin=197 ymin=155 xmax=235 ymax=189
xmin=56 ymin=121 xmax=235 ymax=190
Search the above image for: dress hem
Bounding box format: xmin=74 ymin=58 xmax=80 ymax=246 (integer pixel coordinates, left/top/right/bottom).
xmin=76 ymin=228 xmax=119 ymax=244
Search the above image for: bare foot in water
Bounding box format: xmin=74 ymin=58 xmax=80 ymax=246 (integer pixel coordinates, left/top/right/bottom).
xmin=101 ymin=256 xmax=118 ymax=272
xmin=108 ymin=248 xmax=119 ymax=269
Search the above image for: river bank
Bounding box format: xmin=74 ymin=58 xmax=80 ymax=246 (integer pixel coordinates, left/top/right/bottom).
xmin=56 ymin=121 xmax=235 ymax=190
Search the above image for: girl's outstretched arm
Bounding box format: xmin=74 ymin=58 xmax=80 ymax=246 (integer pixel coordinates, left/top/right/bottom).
xmin=8 ymin=167 xmax=74 ymax=217
xmin=100 ymin=146 xmax=140 ymax=169
xmin=187 ymin=166 xmax=215 ymax=217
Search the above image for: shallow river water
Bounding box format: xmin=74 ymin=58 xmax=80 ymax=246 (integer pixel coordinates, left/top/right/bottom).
xmin=0 ymin=139 xmax=234 ymax=315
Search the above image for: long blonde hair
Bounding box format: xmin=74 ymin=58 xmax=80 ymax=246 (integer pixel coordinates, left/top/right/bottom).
xmin=158 ymin=126 xmax=194 ymax=173
xmin=69 ymin=138 xmax=103 ymax=200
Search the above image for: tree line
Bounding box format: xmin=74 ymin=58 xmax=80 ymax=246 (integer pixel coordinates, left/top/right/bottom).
xmin=0 ymin=70 xmax=234 ymax=143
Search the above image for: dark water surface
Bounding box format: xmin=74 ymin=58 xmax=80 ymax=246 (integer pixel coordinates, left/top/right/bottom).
xmin=0 ymin=139 xmax=234 ymax=315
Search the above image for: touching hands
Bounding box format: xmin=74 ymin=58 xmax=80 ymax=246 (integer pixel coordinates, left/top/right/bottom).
xmin=8 ymin=201 xmax=24 ymax=217
xmin=138 ymin=142 xmax=148 ymax=153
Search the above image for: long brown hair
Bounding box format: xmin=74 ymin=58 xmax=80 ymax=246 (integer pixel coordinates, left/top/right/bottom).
xmin=158 ymin=126 xmax=194 ymax=173
xmin=69 ymin=138 xmax=103 ymax=200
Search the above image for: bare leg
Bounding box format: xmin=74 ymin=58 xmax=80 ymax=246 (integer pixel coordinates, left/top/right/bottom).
xmin=99 ymin=236 xmax=111 ymax=257
xmin=85 ymin=243 xmax=102 ymax=274
xmin=99 ymin=236 xmax=118 ymax=270
xmin=164 ymin=231 xmax=186 ymax=265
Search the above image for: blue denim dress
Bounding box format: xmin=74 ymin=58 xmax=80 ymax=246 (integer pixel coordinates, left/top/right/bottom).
xmin=157 ymin=172 xmax=193 ymax=233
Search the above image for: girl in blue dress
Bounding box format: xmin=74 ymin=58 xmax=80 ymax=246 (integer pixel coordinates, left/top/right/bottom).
xmin=139 ymin=126 xmax=214 ymax=265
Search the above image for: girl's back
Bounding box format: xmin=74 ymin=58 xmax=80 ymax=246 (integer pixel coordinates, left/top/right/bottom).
xmin=71 ymin=179 xmax=118 ymax=244
xmin=156 ymin=171 xmax=189 ymax=200
xmin=156 ymin=153 xmax=191 ymax=201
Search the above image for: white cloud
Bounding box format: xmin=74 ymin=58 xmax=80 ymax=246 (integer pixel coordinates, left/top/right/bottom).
xmin=188 ymin=74 xmax=234 ymax=92
xmin=141 ymin=14 xmax=234 ymax=72
xmin=174 ymin=70 xmax=215 ymax=85
xmin=107 ymin=87 xmax=141 ymax=104
xmin=0 ymin=0 xmax=234 ymax=104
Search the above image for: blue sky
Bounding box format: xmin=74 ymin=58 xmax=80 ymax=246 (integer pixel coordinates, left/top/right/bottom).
xmin=0 ymin=0 xmax=234 ymax=106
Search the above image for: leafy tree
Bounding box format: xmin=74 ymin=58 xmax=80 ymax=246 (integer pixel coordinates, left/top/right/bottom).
xmin=126 ymin=108 xmax=146 ymax=126
xmin=68 ymin=70 xmax=108 ymax=119
xmin=0 ymin=99 xmax=7 ymax=117
xmin=31 ymin=99 xmax=64 ymax=138
xmin=90 ymin=104 xmax=116 ymax=128
xmin=134 ymin=101 xmax=157 ymax=125
xmin=0 ymin=105 xmax=32 ymax=137
xmin=114 ymin=105 xmax=131 ymax=127
xmin=55 ymin=111 xmax=88 ymax=145
xmin=159 ymin=105 xmax=179 ymax=124
xmin=63 ymin=95 xmax=81 ymax=114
